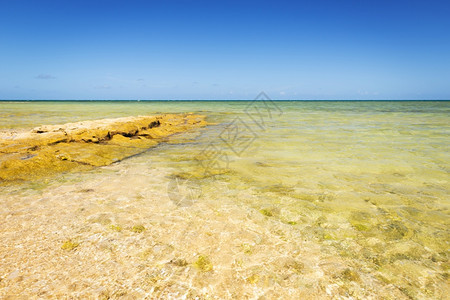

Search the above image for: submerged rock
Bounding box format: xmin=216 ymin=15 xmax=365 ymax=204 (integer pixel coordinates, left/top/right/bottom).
xmin=0 ymin=113 xmax=207 ymax=181
xmin=131 ymin=225 xmax=146 ymax=233
xmin=340 ymin=268 xmax=360 ymax=282
xmin=193 ymin=255 xmax=213 ymax=272
xmin=61 ymin=239 xmax=80 ymax=251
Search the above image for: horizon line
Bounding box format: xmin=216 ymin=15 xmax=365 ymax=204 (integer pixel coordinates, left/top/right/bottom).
xmin=1 ymin=99 xmax=449 ymax=102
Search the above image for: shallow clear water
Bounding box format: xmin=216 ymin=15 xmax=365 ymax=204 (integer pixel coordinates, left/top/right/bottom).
xmin=0 ymin=101 xmax=449 ymax=298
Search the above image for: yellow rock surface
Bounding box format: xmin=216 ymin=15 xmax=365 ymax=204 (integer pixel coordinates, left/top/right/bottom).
xmin=0 ymin=113 xmax=207 ymax=181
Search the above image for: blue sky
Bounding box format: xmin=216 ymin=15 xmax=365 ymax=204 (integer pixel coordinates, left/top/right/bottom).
xmin=0 ymin=0 xmax=449 ymax=100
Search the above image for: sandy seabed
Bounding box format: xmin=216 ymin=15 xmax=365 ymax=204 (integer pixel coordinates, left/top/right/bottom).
xmin=2 ymin=156 xmax=445 ymax=299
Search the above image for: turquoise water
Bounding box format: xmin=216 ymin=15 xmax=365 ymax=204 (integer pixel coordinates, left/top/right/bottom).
xmin=0 ymin=100 xmax=449 ymax=298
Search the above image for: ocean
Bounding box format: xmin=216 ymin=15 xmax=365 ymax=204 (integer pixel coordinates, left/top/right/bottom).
xmin=0 ymin=100 xmax=449 ymax=298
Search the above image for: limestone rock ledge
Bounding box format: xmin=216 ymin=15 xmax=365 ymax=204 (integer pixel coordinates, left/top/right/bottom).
xmin=0 ymin=113 xmax=207 ymax=181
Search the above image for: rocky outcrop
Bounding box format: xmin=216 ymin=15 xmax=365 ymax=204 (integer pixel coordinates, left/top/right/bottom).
xmin=0 ymin=114 xmax=207 ymax=181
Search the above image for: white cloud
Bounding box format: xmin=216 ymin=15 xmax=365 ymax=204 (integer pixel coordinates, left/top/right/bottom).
xmin=94 ymin=85 xmax=112 ymax=89
xmin=35 ymin=74 xmax=56 ymax=79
